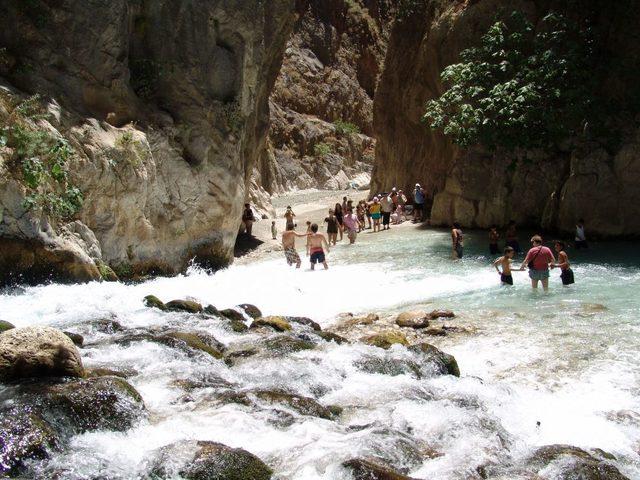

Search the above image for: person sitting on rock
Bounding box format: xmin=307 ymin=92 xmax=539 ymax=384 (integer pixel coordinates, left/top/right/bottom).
xmin=281 ymin=224 xmax=308 ymax=269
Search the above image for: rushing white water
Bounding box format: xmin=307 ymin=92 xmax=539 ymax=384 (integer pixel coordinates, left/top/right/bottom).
xmin=1 ymin=225 xmax=640 ymax=479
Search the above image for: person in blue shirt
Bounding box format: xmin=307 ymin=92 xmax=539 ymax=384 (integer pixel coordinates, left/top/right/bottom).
xmin=413 ymin=184 xmax=425 ymax=223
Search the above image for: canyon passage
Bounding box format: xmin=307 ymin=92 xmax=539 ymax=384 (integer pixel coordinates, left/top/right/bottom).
xmin=1 ymin=1 xmax=640 ymax=479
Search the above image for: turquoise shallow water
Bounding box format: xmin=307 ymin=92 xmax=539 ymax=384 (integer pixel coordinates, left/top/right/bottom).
xmin=1 ymin=223 xmax=639 ymax=479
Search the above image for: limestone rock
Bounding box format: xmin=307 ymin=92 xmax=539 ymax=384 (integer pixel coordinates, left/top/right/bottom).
xmin=144 ymin=295 xmax=167 ymax=311
xmin=343 ymin=458 xmax=418 ymax=480
xmin=362 ymin=331 xmax=409 ymax=350
xmin=395 ymin=311 xmax=430 ymax=329
xmin=0 ymin=320 xmax=15 ymax=333
xmin=0 ymin=326 xmax=84 ymax=381
xmin=251 ymin=316 xmax=292 ymax=332
xmin=45 ymin=376 xmax=146 ymax=433
xmin=151 ymin=440 xmax=272 ymax=480
xmin=0 ymin=408 xmax=59 ymax=476
xmin=165 ymin=300 xmax=203 ymax=314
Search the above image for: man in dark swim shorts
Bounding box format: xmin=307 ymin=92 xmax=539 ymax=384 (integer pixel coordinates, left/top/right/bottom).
xmin=308 ymin=223 xmax=329 ymax=270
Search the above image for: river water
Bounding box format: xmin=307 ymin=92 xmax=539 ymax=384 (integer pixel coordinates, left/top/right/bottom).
xmin=1 ymin=223 xmax=639 ymax=479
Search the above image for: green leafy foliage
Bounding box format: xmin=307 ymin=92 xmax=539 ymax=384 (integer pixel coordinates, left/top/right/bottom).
xmin=313 ymin=142 xmax=332 ymax=157
xmin=423 ymin=11 xmax=595 ymax=150
xmin=333 ymin=120 xmax=360 ymax=135
xmin=2 ymin=95 xmax=83 ymax=219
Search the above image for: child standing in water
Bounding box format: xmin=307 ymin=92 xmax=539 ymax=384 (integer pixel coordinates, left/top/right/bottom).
xmin=551 ymin=240 xmax=575 ymax=285
xmin=308 ymin=223 xmax=329 ymax=270
xmin=493 ymin=246 xmax=515 ymax=285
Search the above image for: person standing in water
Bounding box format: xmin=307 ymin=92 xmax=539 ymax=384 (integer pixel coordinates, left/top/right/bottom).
xmin=285 ymin=206 xmax=296 ymax=230
xmin=451 ymin=222 xmax=464 ymax=259
xmin=369 ymin=197 xmax=382 ymax=232
xmin=489 ymin=225 xmax=500 ymax=255
xmin=308 ymin=223 xmax=330 ymax=270
xmin=493 ymin=246 xmax=515 ymax=285
xmin=575 ymin=219 xmax=588 ymax=249
xmin=380 ymin=193 xmax=393 ymax=231
xmin=271 ymin=221 xmax=277 ymax=240
xmin=551 ymin=240 xmax=575 ymax=285
xmin=241 ymin=203 xmax=255 ymax=236
xmin=335 ymin=203 xmax=344 ymax=241
xmin=519 ymin=235 xmax=555 ymax=291
xmin=281 ymin=224 xmax=309 ymax=269
xmin=343 ymin=207 xmax=359 ymax=244
xmin=505 ymin=220 xmax=521 ymax=253
xmin=305 ymin=221 xmax=312 ymax=255
xmin=324 ymin=209 xmax=339 ymax=246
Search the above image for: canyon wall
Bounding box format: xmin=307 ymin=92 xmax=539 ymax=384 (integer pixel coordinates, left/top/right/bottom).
xmin=371 ymin=0 xmax=640 ymax=237
xmin=0 ymin=0 xmax=296 ymax=284
xmin=252 ymin=0 xmax=394 ymax=202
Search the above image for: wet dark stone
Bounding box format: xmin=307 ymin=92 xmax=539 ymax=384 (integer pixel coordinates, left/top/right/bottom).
xmin=165 ymin=300 xmax=203 ymax=314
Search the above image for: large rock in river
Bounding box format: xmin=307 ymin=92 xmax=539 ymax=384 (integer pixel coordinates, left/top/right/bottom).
xmin=151 ymin=440 xmax=272 ymax=480
xmin=343 ymin=457 xmax=418 ymax=480
xmin=0 ymin=326 xmax=84 ymax=381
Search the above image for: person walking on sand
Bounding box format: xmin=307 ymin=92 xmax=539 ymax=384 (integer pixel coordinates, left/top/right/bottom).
xmin=451 ymin=222 xmax=464 ymax=259
xmin=505 ymin=220 xmax=521 ymax=253
xmin=551 ymin=240 xmax=575 ymax=285
xmin=343 ymin=207 xmax=359 ymax=244
xmin=489 ymin=225 xmax=500 ymax=255
xmin=271 ymin=221 xmax=277 ymax=240
xmin=335 ymin=203 xmax=344 ymax=241
xmin=285 ymin=206 xmax=296 ymax=230
xmin=308 ymin=223 xmax=330 ymax=270
xmin=493 ymin=246 xmax=515 ymax=285
xmin=281 ymin=224 xmax=309 ymax=269
xmin=413 ymin=184 xmax=425 ymax=223
xmin=519 ymin=235 xmax=555 ymax=291
xmin=575 ymin=219 xmax=588 ymax=249
xmin=242 ymin=203 xmax=255 ymax=236
xmin=369 ymin=197 xmax=382 ymax=232
xmin=324 ymin=209 xmax=338 ymax=246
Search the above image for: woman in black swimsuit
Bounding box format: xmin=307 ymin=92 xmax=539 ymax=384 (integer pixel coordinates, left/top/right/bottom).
xmin=334 ymin=203 xmax=344 ymax=241
xmin=324 ymin=209 xmax=339 ymax=246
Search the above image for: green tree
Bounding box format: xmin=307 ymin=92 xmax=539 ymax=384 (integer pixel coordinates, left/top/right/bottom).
xmin=423 ymin=11 xmax=594 ymax=150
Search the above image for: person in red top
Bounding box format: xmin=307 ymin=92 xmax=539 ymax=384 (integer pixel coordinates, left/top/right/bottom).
xmin=519 ymin=235 xmax=555 ymax=291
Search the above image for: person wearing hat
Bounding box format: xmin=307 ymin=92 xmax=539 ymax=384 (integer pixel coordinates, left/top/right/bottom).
xmin=413 ymin=184 xmax=425 ymax=222
xmin=369 ymin=196 xmax=382 ymax=232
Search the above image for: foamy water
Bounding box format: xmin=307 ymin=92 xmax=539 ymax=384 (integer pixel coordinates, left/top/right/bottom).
xmin=2 ymin=226 xmax=640 ymax=479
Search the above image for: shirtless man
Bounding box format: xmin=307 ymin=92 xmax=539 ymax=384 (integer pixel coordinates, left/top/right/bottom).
xmin=308 ymin=223 xmax=330 ymax=270
xmin=493 ymin=246 xmax=515 ymax=285
xmin=281 ymin=224 xmax=309 ymax=268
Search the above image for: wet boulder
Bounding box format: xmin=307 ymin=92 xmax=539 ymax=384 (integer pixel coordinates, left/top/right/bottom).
xmin=220 ymin=389 xmax=340 ymax=420
xmin=238 ymin=304 xmax=262 ymax=319
xmin=0 ymin=407 xmax=59 ymax=476
xmin=45 ymin=376 xmax=146 ymax=432
xmin=223 ymin=335 xmax=315 ymax=366
xmin=408 ymin=343 xmax=460 ymax=377
xmin=63 ymin=331 xmax=84 ymax=347
xmin=526 ymin=444 xmax=629 ymax=480
xmin=429 ymin=309 xmax=455 ymax=319
xmin=165 ymin=299 xmax=203 ymax=313
xmin=361 ymin=331 xmax=409 ymax=350
xmin=251 ymin=316 xmax=292 ymax=332
xmin=286 ymin=316 xmax=321 ymax=331
xmin=93 ymin=318 xmax=125 ymax=334
xmin=261 ymin=335 xmax=315 ymax=354
xmin=165 ymin=332 xmax=225 ymax=359
xmin=144 ymin=295 xmax=167 ymax=311
xmin=219 ymin=308 xmax=246 ymax=322
xmin=355 ymin=356 xmax=422 ymax=378
xmin=0 ymin=327 xmax=84 ymax=381
xmin=151 ymin=440 xmax=272 ymax=480
xmin=84 ymin=367 xmax=136 ymax=379
xmin=316 ymin=331 xmax=348 ymax=344
xmin=395 ymin=311 xmax=430 ymax=329
xmin=0 ymin=320 xmax=15 ymax=333
xmin=203 ymin=305 xmax=220 ymax=316
xmin=343 ymin=458 xmax=418 ymax=480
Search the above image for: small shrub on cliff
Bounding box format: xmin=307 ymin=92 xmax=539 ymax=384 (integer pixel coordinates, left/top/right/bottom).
xmin=333 ymin=120 xmax=360 ymax=136
xmin=313 ymin=142 xmax=332 ymax=157
xmin=423 ymin=11 xmax=594 ymax=150
xmin=2 ymin=96 xmax=83 ymax=219
xmin=114 ymin=131 xmax=149 ymax=167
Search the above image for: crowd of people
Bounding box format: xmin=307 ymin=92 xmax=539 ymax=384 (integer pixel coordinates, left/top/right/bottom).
xmin=241 ymin=186 xmax=587 ymax=289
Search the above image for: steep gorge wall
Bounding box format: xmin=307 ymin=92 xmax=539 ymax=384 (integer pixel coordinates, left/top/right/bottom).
xmin=0 ymin=0 xmax=296 ymax=285
xmin=372 ymin=0 xmax=640 ymax=237
xmin=252 ymin=0 xmax=394 ymax=202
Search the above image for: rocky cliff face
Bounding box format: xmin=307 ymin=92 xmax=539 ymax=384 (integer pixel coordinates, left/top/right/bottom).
xmin=252 ymin=0 xmax=393 ymax=202
xmin=372 ymin=0 xmax=640 ymax=237
xmin=0 ymin=0 xmax=296 ymax=284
